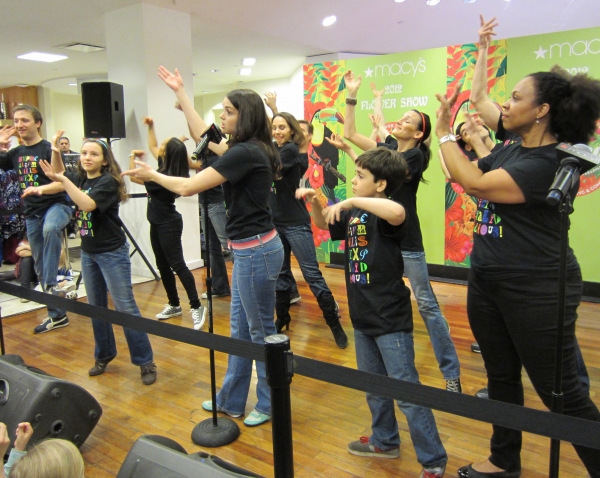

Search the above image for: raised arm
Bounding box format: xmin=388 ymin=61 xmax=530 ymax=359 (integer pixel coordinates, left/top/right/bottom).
xmin=371 ymin=83 xmax=389 ymax=140
xmin=325 ymin=197 xmax=405 ymax=226
xmin=325 ymin=133 xmax=358 ymax=162
xmin=470 ymin=15 xmax=502 ymax=131
xmin=343 ymin=71 xmax=378 ymax=152
xmin=158 ymin=66 xmax=208 ymax=143
xmin=435 ymin=92 xmax=524 ymax=204
xmin=143 ymin=117 xmax=160 ymax=159
xmin=50 ymin=130 xmax=66 ymax=175
xmin=38 ymin=160 xmax=97 ymax=211
xmin=128 ymin=150 xmax=146 ymax=184
xmin=264 ymin=92 xmax=278 ymax=116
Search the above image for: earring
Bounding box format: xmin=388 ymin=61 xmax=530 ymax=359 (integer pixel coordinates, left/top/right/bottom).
xmin=535 ymin=118 xmax=540 ymax=124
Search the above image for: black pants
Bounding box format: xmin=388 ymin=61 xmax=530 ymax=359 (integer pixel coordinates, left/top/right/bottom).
xmin=19 ymin=256 xmax=37 ymax=288
xmin=204 ymin=213 xmax=230 ymax=295
xmin=150 ymin=219 xmax=200 ymax=309
xmin=467 ymin=267 xmax=600 ymax=473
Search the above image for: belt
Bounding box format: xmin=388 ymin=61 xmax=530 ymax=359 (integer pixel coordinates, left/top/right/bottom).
xmin=229 ymin=229 xmax=278 ymax=250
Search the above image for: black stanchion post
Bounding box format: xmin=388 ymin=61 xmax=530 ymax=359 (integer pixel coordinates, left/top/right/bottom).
xmin=0 ymin=307 xmax=4 ymax=355
xmin=265 ymin=334 xmax=294 ymax=478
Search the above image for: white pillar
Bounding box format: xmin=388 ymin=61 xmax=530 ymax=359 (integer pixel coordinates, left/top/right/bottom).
xmin=104 ymin=4 xmax=202 ymax=278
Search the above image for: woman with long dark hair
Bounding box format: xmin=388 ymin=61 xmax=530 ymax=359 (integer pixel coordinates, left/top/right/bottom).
xmin=129 ymin=117 xmax=205 ymax=329
xmin=123 ymin=67 xmax=283 ymax=427
xmin=436 ymin=63 xmax=600 ymax=476
xmin=343 ymin=71 xmax=462 ymax=393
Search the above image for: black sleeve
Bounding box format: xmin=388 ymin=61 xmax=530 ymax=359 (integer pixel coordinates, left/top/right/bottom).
xmin=0 ymin=151 xmax=13 ymax=171
xmin=503 ymin=149 xmax=558 ymax=205
xmin=279 ymin=143 xmax=300 ymax=173
xmin=377 ymin=212 xmax=406 ymax=242
xmin=212 ymin=144 xmax=261 ymax=185
xmin=328 ymin=209 xmax=349 ymax=242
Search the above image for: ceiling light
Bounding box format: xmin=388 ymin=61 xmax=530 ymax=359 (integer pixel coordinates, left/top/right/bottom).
xmin=426 ymin=0 xmax=440 ymax=4
xmin=210 ymin=69 xmax=219 ymax=73
xmin=395 ymin=0 xmax=406 ymax=2
xmin=322 ymin=15 xmax=336 ymax=26
xmin=59 ymin=43 xmax=104 ymax=53
xmin=68 ymin=83 xmax=77 ymax=86
xmin=242 ymin=58 xmax=256 ymax=66
xmin=17 ymin=52 xmax=68 ymax=63
xmin=464 ymin=0 xmax=476 ymax=3
xmin=239 ymin=68 xmax=252 ymax=76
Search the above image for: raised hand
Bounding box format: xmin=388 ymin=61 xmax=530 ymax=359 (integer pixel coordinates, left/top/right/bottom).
xmin=158 ymin=66 xmax=184 ymax=92
xmin=0 ymin=423 xmax=9 ymax=460
xmin=142 ymin=117 xmax=154 ymax=127
xmin=14 ymin=422 xmax=33 ymax=452
xmin=121 ymin=160 xmax=155 ymax=182
xmin=50 ymin=129 xmax=65 ymax=153
xmin=295 ymin=187 xmax=317 ymax=202
xmin=435 ymin=93 xmax=453 ymax=138
xmin=370 ymin=83 xmax=384 ymax=98
xmin=344 ymin=70 xmax=362 ymax=96
xmin=263 ymin=91 xmax=277 ymax=112
xmin=368 ymin=114 xmax=382 ymax=129
xmin=0 ymin=125 xmax=15 ymax=149
xmin=325 ymin=133 xmax=351 ymax=153
xmin=478 ymin=15 xmax=498 ymax=49
xmin=39 ymin=159 xmax=64 ymax=182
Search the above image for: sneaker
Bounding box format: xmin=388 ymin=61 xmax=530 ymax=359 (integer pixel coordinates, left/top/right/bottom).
xmin=68 ymin=233 xmax=76 ymax=239
xmin=446 ymin=378 xmax=462 ymax=393
xmin=89 ymin=356 xmax=115 ymax=376
xmin=34 ymin=316 xmax=69 ymax=334
xmin=200 ymin=291 xmax=230 ymax=299
xmin=475 ymin=387 xmax=489 ymax=399
xmin=201 ymin=400 xmax=243 ymax=418
xmin=347 ymin=436 xmax=399 ymax=458
xmin=329 ymin=323 xmax=348 ymax=349
xmin=243 ymin=409 xmax=271 ymax=427
xmin=65 ymin=291 xmax=78 ymax=300
xmin=192 ymin=306 xmax=207 ymax=330
xmin=471 ymin=342 xmax=481 ymax=354
xmin=156 ymin=304 xmax=182 ymax=320
xmin=420 ymin=465 xmax=446 ymax=478
xmin=290 ymin=291 xmax=301 ymax=304
xmin=140 ymin=363 xmax=157 ymax=385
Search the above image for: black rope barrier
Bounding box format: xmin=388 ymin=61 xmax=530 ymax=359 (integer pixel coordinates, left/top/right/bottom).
xmin=1 ymin=281 xmax=599 ymax=451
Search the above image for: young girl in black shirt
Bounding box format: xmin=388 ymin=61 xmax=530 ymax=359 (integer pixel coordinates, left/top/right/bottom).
xmin=43 ymin=134 xmax=156 ymax=385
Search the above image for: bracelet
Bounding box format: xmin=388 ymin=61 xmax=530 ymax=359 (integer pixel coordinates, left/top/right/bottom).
xmin=438 ymin=134 xmax=457 ymax=145
xmin=345 ymin=97 xmax=357 ymax=106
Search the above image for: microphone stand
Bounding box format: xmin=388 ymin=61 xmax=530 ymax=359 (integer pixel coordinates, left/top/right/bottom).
xmin=191 ymin=191 xmax=239 ymax=446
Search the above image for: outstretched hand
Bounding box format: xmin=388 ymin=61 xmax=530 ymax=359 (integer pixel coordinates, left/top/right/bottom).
xmin=370 ymin=82 xmax=383 ymax=98
xmin=13 ymin=422 xmax=33 ymax=452
xmin=368 ymin=114 xmax=382 ymax=129
xmin=158 ymin=66 xmax=184 ymax=92
xmin=478 ymin=15 xmax=498 ymax=49
xmin=121 ymin=160 xmax=155 ymax=182
xmin=39 ymin=159 xmax=64 ymax=183
xmin=435 ymin=93 xmax=453 ymax=138
xmin=50 ymin=129 xmax=65 ymax=153
xmin=344 ymin=70 xmax=362 ymax=96
xmin=143 ymin=117 xmax=154 ymax=127
xmin=295 ymin=187 xmax=317 ymax=202
xmin=325 ymin=133 xmax=351 ymax=153
xmin=263 ymin=91 xmax=277 ymax=111
xmin=0 ymin=125 xmax=16 ymax=150
xmin=322 ymin=200 xmax=353 ymax=225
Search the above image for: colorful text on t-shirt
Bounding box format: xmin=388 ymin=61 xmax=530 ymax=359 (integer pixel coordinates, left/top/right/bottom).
xmin=474 ymin=198 xmax=503 ymax=238
xmin=76 ymin=188 xmax=94 ymax=237
xmin=18 ymin=155 xmax=39 ymax=188
xmin=347 ymin=212 xmax=370 ymax=284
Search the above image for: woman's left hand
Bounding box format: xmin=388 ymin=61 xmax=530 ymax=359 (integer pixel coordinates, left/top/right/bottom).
xmin=121 ymin=160 xmax=155 ymax=182
xmin=39 ymin=159 xmax=64 ymax=182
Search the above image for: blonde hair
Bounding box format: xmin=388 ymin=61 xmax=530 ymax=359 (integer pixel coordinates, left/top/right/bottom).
xmin=10 ymin=439 xmax=85 ymax=478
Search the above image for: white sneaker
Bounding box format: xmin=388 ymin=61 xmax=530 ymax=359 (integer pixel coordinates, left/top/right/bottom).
xmin=156 ymin=304 xmax=182 ymax=320
xmin=192 ymin=306 xmax=207 ymax=330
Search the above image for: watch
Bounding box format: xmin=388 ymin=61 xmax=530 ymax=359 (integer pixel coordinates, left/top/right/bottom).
xmin=438 ymin=134 xmax=457 ymax=145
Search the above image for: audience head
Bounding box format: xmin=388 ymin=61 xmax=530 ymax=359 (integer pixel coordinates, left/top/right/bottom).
xmin=298 ymin=119 xmax=314 ymax=146
xmin=272 ymin=113 xmax=304 ymax=147
xmin=13 ymin=105 xmax=43 ymax=141
xmin=454 ymin=121 xmax=492 ymax=152
xmin=157 ymin=137 xmax=190 ymax=178
xmin=10 ymin=439 xmax=85 ymax=478
xmin=58 ymin=137 xmax=71 ymax=153
xmin=79 ymin=139 xmax=128 ymax=203
xmin=220 ymin=89 xmax=281 ymax=178
xmin=353 ymin=147 xmax=408 ymax=198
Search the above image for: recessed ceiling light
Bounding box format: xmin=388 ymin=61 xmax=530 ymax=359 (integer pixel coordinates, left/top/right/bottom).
xmin=239 ymin=68 xmax=252 ymax=76
xmin=242 ymin=58 xmax=256 ymax=66
xmin=210 ymin=69 xmax=219 ymax=73
xmin=322 ymin=15 xmax=336 ymax=26
xmin=464 ymin=0 xmax=476 ymax=3
xmin=59 ymin=43 xmax=104 ymax=53
xmin=426 ymin=0 xmax=440 ymax=4
xmin=18 ymin=52 xmax=68 ymax=63
xmin=394 ymin=0 xmax=406 ymax=2
xmin=68 ymin=83 xmax=77 ymax=86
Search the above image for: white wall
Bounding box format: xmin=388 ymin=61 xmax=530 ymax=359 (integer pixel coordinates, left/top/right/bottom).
xmin=46 ymin=92 xmax=85 ymax=150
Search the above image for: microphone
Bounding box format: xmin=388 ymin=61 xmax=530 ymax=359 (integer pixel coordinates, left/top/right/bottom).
xmin=547 ymin=144 xmax=599 ymax=205
xmin=191 ymin=124 xmax=223 ymax=161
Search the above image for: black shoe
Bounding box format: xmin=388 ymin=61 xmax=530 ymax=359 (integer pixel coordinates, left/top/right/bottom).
xmin=275 ymin=314 xmax=291 ymax=333
xmin=89 ymin=355 xmax=116 ymax=376
xmin=329 ymin=323 xmax=348 ymax=349
xmin=475 ymin=387 xmax=489 ymax=399
xmin=34 ymin=316 xmax=69 ymax=334
xmin=140 ymin=363 xmax=157 ymax=385
xmin=471 ymin=342 xmax=481 ymax=353
xmin=458 ymin=464 xmax=520 ymax=477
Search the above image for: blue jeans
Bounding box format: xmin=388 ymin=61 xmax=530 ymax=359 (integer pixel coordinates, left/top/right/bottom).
xmin=354 ymin=328 xmax=448 ymax=469
xmin=216 ymin=233 xmax=283 ymax=416
xmin=402 ymin=251 xmax=460 ymax=380
xmin=26 ymin=203 xmax=72 ymax=319
xmin=82 ymin=243 xmax=154 ymax=366
xmin=275 ymin=223 xmax=331 ymax=300
xmin=207 ymin=202 xmax=229 ymax=251
xmin=201 ymin=203 xmax=231 ymax=295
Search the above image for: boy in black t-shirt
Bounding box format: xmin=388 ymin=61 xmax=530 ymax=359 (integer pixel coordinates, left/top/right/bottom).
xmin=297 ymin=147 xmax=448 ymax=478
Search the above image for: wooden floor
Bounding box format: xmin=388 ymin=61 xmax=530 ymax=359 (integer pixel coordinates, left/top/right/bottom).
xmin=1 ymin=259 xmax=598 ymax=477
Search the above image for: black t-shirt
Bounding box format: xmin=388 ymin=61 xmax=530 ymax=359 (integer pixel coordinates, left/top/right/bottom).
xmin=299 ymin=152 xmax=309 ymax=174
xmin=472 ymin=142 xmax=577 ymax=272
xmin=198 ymin=154 xmax=225 ymax=205
xmin=329 ymin=207 xmax=413 ymax=336
xmin=377 ymin=143 xmax=424 ymax=252
xmin=0 ymin=140 xmax=68 ymax=216
xmin=65 ymin=172 xmax=125 ymax=254
xmin=211 ymin=142 xmax=275 ymax=240
xmin=271 ymin=142 xmax=310 ymax=226
xmin=144 ymin=181 xmax=180 ymax=225
xmin=495 ymin=116 xmax=520 ymax=146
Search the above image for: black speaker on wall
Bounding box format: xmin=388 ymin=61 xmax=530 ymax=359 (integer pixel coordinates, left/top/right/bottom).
xmin=81 ymin=81 xmax=126 ymax=138
xmin=0 ymin=354 xmax=102 ymax=454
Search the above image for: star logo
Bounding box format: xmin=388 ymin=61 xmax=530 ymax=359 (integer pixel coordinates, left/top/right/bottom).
xmin=534 ymin=46 xmax=548 ymax=59
xmin=365 ymin=67 xmax=373 ymax=77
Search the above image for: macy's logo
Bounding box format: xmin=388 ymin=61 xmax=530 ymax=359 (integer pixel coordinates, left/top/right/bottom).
xmin=534 ymin=39 xmax=600 ymax=59
xmin=364 ymin=58 xmax=426 ymax=78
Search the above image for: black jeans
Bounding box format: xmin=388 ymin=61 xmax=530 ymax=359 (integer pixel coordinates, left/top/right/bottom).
xmin=19 ymin=256 xmax=37 ymax=288
xmin=467 ymin=267 xmax=600 ymax=473
xmin=203 ymin=213 xmax=230 ymax=295
xmin=150 ymin=219 xmax=200 ymax=309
